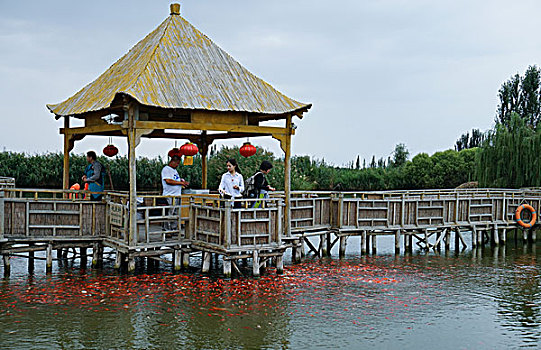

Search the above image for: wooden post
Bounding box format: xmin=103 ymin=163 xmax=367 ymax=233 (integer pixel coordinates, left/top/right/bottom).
xmin=128 ymin=257 xmax=136 ymax=273
xmin=182 ymin=250 xmax=190 ymax=268
xmin=454 ymin=227 xmax=460 ymax=251
xmin=46 ymin=243 xmax=53 ymax=273
xmin=62 ymin=116 xmax=70 ymax=190
xmin=477 ymin=228 xmax=483 ymax=246
xmin=435 ymin=231 xmax=441 ymax=251
xmin=114 ymin=251 xmax=123 ymax=269
xmin=361 ymin=231 xmax=367 ymax=255
xmin=202 ymin=252 xmax=211 ymax=273
xmin=293 ymin=239 xmax=302 ymax=263
xmin=493 ymin=225 xmax=499 ymax=246
xmin=321 ymin=233 xmax=328 ymax=256
xmin=445 ymin=229 xmax=451 ymax=250
xmin=224 ymin=201 xmax=232 ymax=249
xmin=174 ymin=249 xmax=182 ymax=271
xmin=408 ymin=234 xmax=413 ymax=252
xmin=28 ymin=249 xmax=34 ymax=273
xmin=92 ymin=242 xmax=100 ymax=267
xmin=3 ymin=255 xmax=10 ymax=277
xmin=283 ymin=115 xmax=293 ymax=238
xmin=339 ymin=236 xmax=347 ymax=259
xmin=371 ymin=235 xmax=377 ymax=254
xmin=394 ymin=230 xmax=401 ymax=254
xmin=501 ymin=228 xmax=507 ymax=245
xmin=532 ymin=229 xmax=536 ymax=242
xmin=276 ymin=254 xmax=284 ymax=275
xmin=471 ymin=227 xmax=477 ymax=248
xmin=523 ymin=229 xmax=528 ymax=244
xmin=0 ymin=190 xmax=4 ymax=240
xmin=200 ymin=134 xmax=209 ymax=189
xmin=252 ymin=250 xmax=260 ymax=277
xmin=127 ymin=116 xmax=138 ymax=247
xmin=80 ymin=247 xmax=87 ymax=267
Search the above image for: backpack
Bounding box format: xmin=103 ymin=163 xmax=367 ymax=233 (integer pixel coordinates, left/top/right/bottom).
xmin=243 ymin=172 xmax=261 ymax=197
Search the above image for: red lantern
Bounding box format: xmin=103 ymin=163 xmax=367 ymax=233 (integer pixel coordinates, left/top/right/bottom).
xmin=168 ymin=147 xmax=181 ymax=158
xmin=103 ymin=144 xmax=118 ymax=157
xmin=239 ymin=142 xmax=257 ymax=157
xmin=180 ymin=142 xmax=199 ymax=156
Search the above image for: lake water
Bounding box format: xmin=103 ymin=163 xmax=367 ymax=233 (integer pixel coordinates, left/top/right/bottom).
xmin=0 ymin=235 xmax=540 ymax=349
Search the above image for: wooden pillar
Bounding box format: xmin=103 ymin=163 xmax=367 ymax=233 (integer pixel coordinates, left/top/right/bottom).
xmin=173 ymin=249 xmax=182 ymax=271
xmin=471 ymin=227 xmax=477 ymax=248
xmin=532 ymin=229 xmax=536 ymax=242
xmin=182 ymin=250 xmax=190 ymax=269
xmin=3 ymin=255 xmax=10 ymax=277
xmin=435 ymin=231 xmax=441 ymax=251
xmin=501 ymin=228 xmax=507 ymax=245
xmin=394 ymin=230 xmax=401 ymax=254
xmin=321 ymin=233 xmax=328 ymax=256
xmin=477 ymin=228 xmax=483 ymax=246
xmin=202 ymin=252 xmax=211 ymax=273
xmin=371 ymin=235 xmax=377 ymax=254
xmin=80 ymin=247 xmax=87 ymax=267
xmin=445 ymin=229 xmax=451 ymax=250
xmin=46 ymin=243 xmax=53 ymax=273
xmin=454 ymin=228 xmax=460 ymax=251
xmin=283 ymin=116 xmax=293 ymax=238
xmin=28 ymin=249 xmax=34 ymax=273
xmin=276 ymin=254 xmax=284 ymax=275
xmin=339 ymin=236 xmax=347 ymax=259
xmin=293 ymin=239 xmax=302 ymax=263
xmin=252 ymin=250 xmax=260 ymax=277
xmin=128 ymin=257 xmax=136 ymax=273
xmin=114 ymin=251 xmax=123 ymax=269
xmin=223 ymin=258 xmax=232 ymax=278
xmin=127 ymin=107 xmax=138 ymax=247
xmin=493 ymin=225 xmax=500 ymax=246
xmin=361 ymin=231 xmax=367 ymax=255
xmin=0 ymin=190 xmax=4 ymax=240
xmin=200 ymin=135 xmax=209 ymax=189
xmin=92 ymin=243 xmax=99 ymax=267
xmin=62 ymin=116 xmax=70 ymax=190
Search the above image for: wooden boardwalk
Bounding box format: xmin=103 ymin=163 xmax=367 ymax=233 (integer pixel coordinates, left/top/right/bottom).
xmin=1 ymin=188 xmax=540 ymax=277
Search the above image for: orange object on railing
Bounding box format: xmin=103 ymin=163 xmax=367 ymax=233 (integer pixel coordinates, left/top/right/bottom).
xmin=69 ymin=183 xmax=80 ymax=199
xmin=515 ymin=203 xmax=537 ymax=228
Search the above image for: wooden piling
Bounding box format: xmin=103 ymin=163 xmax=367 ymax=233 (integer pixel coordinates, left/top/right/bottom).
xmin=276 ymin=254 xmax=284 ymax=275
xmin=454 ymin=228 xmax=460 ymax=251
xmin=339 ymin=236 xmax=347 ymax=259
xmin=371 ymin=235 xmax=377 ymax=254
xmin=173 ymin=249 xmax=181 ymax=271
xmin=3 ymin=255 xmax=10 ymax=277
xmin=46 ymin=244 xmax=53 ymax=273
xmin=471 ymin=227 xmax=477 ymax=248
xmin=360 ymin=231 xmax=367 ymax=255
xmin=114 ymin=250 xmax=123 ymax=269
xmin=477 ymin=228 xmax=483 ymax=246
xmin=493 ymin=225 xmax=499 ymax=246
xmin=92 ymin=242 xmax=100 ymax=267
xmin=182 ymin=250 xmax=190 ymax=269
xmin=501 ymin=228 xmax=507 ymax=245
xmin=202 ymin=252 xmax=211 ymax=273
xmin=523 ymin=229 xmax=528 ymax=244
xmin=127 ymin=258 xmax=136 ymax=272
xmin=321 ymin=233 xmax=328 ymax=256
xmin=252 ymin=250 xmax=260 ymax=277
xmin=394 ymin=230 xmax=400 ymax=254
xmin=435 ymin=231 xmax=441 ymax=251
xmin=80 ymin=247 xmax=87 ymax=266
xmin=28 ymin=250 xmax=34 ymax=273
xmin=444 ymin=229 xmax=450 ymax=250
xmin=223 ymin=259 xmax=232 ymax=278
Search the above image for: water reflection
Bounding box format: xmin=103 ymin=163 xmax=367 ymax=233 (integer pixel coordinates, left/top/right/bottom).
xmin=0 ymin=241 xmax=541 ymax=349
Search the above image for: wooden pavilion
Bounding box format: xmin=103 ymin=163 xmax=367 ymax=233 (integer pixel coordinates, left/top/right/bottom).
xmin=47 ymin=3 xmax=311 ymax=249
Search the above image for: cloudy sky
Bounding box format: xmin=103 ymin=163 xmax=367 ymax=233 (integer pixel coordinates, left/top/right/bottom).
xmin=1 ymin=0 xmax=540 ymax=165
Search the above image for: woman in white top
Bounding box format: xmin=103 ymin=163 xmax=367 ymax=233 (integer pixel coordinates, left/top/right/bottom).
xmin=218 ymin=159 xmax=244 ymax=207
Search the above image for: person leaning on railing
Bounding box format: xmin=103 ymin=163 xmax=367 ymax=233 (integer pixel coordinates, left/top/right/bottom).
xmin=161 ymin=155 xmax=189 ymax=234
xmin=218 ymin=158 xmax=244 ymax=208
xmin=82 ymin=151 xmax=105 ymax=201
xmin=247 ymin=160 xmax=276 ymax=208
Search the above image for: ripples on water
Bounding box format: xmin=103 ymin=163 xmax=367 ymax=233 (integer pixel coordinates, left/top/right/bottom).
xmin=0 ymin=239 xmax=540 ymax=349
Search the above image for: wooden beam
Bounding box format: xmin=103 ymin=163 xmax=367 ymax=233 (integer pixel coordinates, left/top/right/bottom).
xmin=132 ymin=120 xmax=294 ymax=136
xmin=61 ymin=124 xmax=124 ymax=135
xmin=127 ymin=103 xmax=138 ymax=247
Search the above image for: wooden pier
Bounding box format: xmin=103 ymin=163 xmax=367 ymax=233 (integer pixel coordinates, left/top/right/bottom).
xmin=1 ymin=187 xmax=540 ymax=277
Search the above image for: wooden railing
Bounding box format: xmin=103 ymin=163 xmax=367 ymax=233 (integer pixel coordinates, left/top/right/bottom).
xmin=0 ymin=177 xmax=15 ymax=189
xmin=187 ymin=197 xmax=284 ymax=253
xmin=1 ymin=189 xmax=106 ymax=240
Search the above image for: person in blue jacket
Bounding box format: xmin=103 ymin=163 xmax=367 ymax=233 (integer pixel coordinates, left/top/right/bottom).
xmin=82 ymin=151 xmax=105 ymax=201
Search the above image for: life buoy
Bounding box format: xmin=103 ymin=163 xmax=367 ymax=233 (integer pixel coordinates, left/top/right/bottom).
xmin=515 ymin=204 xmax=537 ymax=228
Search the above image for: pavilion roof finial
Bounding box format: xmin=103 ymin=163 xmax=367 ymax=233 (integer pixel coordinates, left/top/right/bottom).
xmin=170 ymin=3 xmax=180 ymax=15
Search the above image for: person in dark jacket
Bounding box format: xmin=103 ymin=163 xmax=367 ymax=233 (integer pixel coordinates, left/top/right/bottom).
xmin=250 ymin=161 xmax=275 ymax=208
xmin=82 ymin=151 xmax=104 ymax=201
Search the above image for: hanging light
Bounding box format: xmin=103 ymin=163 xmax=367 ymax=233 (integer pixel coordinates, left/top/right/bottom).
xmin=239 ymin=142 xmax=257 ymax=157
xmin=103 ymin=137 xmax=119 ymax=157
xmin=180 ymin=142 xmax=199 ymax=156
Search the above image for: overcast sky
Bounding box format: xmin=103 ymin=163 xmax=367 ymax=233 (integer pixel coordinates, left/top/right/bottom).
xmin=1 ymin=0 xmax=540 ymax=165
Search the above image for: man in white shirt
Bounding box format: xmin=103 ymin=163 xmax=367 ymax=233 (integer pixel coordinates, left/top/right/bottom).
xmin=161 ymin=156 xmax=189 ymax=233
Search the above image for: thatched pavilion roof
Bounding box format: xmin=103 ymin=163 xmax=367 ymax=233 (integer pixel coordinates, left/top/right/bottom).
xmin=47 ymin=4 xmax=311 ymax=118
